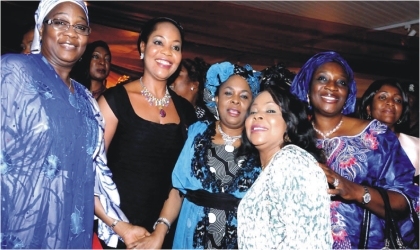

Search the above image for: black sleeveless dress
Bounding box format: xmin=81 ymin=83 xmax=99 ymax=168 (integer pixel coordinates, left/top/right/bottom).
xmin=101 ymin=83 xmax=196 ymax=249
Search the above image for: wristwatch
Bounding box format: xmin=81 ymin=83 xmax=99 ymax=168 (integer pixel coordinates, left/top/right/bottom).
xmin=361 ymin=186 xmax=371 ymax=205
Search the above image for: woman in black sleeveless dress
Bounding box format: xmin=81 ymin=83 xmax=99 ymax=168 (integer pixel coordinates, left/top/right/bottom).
xmin=97 ymin=17 xmax=197 ymax=249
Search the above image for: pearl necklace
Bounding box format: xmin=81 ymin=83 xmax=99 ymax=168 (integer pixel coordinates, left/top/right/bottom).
xmin=218 ymin=124 xmax=242 ymax=152
xmin=139 ymin=77 xmax=171 ymax=117
xmin=312 ymin=119 xmax=343 ymax=139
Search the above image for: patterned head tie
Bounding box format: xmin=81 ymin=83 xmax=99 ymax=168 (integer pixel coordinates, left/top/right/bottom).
xmin=290 ymin=51 xmax=357 ymax=115
xmin=203 ymin=61 xmax=260 ymax=120
xmin=31 ymin=0 xmax=89 ymax=54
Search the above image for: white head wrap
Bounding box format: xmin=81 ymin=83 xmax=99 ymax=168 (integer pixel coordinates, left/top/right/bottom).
xmin=31 ymin=0 xmax=89 ymax=54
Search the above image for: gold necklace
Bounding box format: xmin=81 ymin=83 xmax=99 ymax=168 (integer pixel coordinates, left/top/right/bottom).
xmin=139 ymin=77 xmax=171 ymax=117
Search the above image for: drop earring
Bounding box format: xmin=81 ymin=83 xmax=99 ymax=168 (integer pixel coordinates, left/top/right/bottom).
xmin=140 ymin=53 xmax=144 ymax=60
xmin=306 ymin=94 xmax=311 ymax=108
xmin=215 ymin=107 xmax=220 ymax=120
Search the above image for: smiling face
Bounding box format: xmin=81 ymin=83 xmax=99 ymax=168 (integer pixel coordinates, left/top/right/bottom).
xmin=245 ymin=91 xmax=287 ymax=153
xmin=216 ymin=75 xmax=252 ymax=129
xmin=367 ymin=84 xmax=403 ymax=129
xmin=40 ymin=2 xmax=89 ymax=68
xmin=309 ymin=62 xmax=349 ymax=116
xmin=140 ymin=21 xmax=182 ymax=81
xmin=89 ymin=46 xmax=111 ymax=82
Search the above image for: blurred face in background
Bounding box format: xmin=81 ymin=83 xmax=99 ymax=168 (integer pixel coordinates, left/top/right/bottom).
xmin=170 ymin=65 xmax=198 ymax=104
xmin=21 ymin=29 xmax=34 ymax=54
xmin=367 ymin=84 xmax=403 ymax=129
xmin=90 ymin=46 xmax=111 ymax=82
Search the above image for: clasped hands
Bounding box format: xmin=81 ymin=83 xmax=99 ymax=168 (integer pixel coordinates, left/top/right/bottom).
xmin=120 ymin=223 xmax=164 ymax=249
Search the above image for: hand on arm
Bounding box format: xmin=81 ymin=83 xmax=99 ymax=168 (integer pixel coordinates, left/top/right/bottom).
xmin=130 ymin=188 xmax=184 ymax=249
xmin=318 ymin=163 xmax=409 ymax=218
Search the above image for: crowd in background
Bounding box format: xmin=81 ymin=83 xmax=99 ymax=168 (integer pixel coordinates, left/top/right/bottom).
xmin=1 ymin=0 xmax=419 ymax=249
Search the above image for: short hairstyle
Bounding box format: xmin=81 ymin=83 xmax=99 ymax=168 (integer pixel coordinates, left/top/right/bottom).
xmin=358 ymin=78 xmax=410 ymax=133
xmin=290 ymin=51 xmax=357 ymax=115
xmin=70 ymin=40 xmax=111 ymax=89
xmin=239 ymin=85 xmax=326 ymax=164
xmin=136 ymin=17 xmax=184 ymax=56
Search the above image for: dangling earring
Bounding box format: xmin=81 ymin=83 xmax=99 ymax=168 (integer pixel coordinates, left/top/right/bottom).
xmin=215 ymin=107 xmax=220 ymax=120
xmin=306 ymin=94 xmax=311 ymax=108
xmin=397 ymin=119 xmax=402 ymax=124
xmin=78 ymin=57 xmax=82 ymax=62
xmin=284 ymin=134 xmax=291 ymax=143
xmin=140 ymin=53 xmax=144 ymax=60
xmin=367 ymin=114 xmax=372 ymax=120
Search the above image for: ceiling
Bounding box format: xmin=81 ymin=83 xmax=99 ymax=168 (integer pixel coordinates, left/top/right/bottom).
xmin=2 ymin=1 xmax=419 ymax=97
xmin=230 ymin=1 xmax=419 ymax=35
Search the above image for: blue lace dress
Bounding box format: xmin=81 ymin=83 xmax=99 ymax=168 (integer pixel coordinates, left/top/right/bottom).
xmin=1 ymin=53 xmax=125 ymax=249
xmin=172 ymin=121 xmax=261 ymax=249
xmin=317 ymin=120 xmax=419 ymax=249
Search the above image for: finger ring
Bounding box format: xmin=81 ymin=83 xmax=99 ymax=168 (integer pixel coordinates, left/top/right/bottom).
xmin=333 ymin=178 xmax=340 ymax=187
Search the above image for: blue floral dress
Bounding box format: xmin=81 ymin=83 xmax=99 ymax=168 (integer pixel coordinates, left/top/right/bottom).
xmin=1 ymin=53 xmax=126 ymax=249
xmin=172 ymin=121 xmax=261 ymax=249
xmin=318 ymin=120 xmax=419 ymax=249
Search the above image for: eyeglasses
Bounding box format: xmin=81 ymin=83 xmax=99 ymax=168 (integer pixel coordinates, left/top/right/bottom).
xmin=44 ymin=19 xmax=91 ymax=36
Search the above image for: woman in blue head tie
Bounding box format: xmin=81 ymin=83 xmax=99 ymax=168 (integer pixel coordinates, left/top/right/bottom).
xmin=290 ymin=51 xmax=419 ymax=249
xmin=1 ymin=0 xmax=149 ymax=248
xmin=132 ymin=61 xmax=262 ymax=249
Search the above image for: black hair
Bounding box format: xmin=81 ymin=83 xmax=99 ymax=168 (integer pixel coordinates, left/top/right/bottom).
xmin=70 ymin=40 xmax=111 ymax=90
xmin=238 ymin=85 xmax=326 ymax=164
xmin=259 ymin=63 xmax=296 ymax=92
xmin=183 ymin=58 xmax=210 ymax=104
xmin=358 ymin=78 xmax=410 ymax=133
xmin=136 ymin=17 xmax=184 ymax=56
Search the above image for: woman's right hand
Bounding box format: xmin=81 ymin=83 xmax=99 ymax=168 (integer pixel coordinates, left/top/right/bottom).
xmin=113 ymin=222 xmax=151 ymax=248
xmin=128 ymin=231 xmax=165 ymax=249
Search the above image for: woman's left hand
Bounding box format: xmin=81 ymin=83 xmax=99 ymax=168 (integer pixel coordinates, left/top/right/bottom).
xmin=318 ymin=163 xmax=363 ymax=202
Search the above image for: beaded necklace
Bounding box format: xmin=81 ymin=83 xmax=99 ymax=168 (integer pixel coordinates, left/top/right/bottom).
xmin=139 ymin=77 xmax=171 ymax=117
xmin=217 ymin=124 xmax=242 ymax=152
xmin=312 ymin=118 xmax=343 ymax=139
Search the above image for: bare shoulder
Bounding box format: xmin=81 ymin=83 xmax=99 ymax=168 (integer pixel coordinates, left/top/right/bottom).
xmin=341 ymin=116 xmax=371 ymax=136
xmin=122 ymin=80 xmax=141 ymax=94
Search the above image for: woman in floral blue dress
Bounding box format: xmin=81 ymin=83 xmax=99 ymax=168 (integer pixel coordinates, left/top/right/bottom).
xmin=133 ymin=61 xmax=261 ymax=249
xmin=1 ymin=0 xmax=148 ymax=248
xmin=290 ymin=51 xmax=419 ymax=249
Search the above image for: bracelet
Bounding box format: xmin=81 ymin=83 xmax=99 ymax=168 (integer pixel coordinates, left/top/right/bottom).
xmin=110 ymin=219 xmax=120 ymax=230
xmin=153 ymin=217 xmax=171 ymax=234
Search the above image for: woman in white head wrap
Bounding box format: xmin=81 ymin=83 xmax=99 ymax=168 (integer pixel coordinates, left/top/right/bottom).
xmin=1 ymin=0 xmax=150 ymax=248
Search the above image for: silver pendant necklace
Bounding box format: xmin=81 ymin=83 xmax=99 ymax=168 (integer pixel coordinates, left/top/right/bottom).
xmin=217 ymin=124 xmax=241 ymax=152
xmin=139 ymin=77 xmax=171 ymax=117
xmin=312 ymin=118 xmax=343 ymax=139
